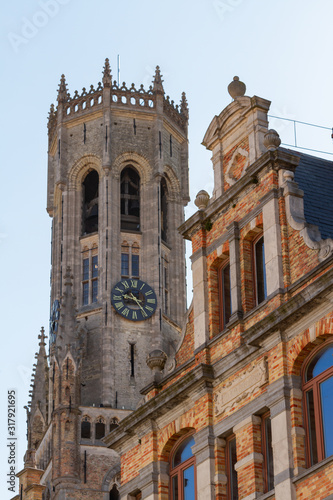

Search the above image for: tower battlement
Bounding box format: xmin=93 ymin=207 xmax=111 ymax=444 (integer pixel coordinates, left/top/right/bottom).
xmin=47 ymin=60 xmax=188 ymax=148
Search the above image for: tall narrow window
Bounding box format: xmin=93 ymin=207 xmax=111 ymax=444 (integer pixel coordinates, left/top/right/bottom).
xmin=160 ymin=178 xmax=168 ymax=242
xmin=219 ymin=262 xmax=231 ymax=330
xmin=110 ymin=484 xmax=120 ymax=500
xmin=83 ymin=170 xmax=99 ymax=234
xmin=226 ymin=436 xmax=238 ymax=500
xmin=82 ymin=251 xmax=98 ymax=306
xmin=95 ymin=418 xmax=105 ymax=440
xmin=262 ymin=414 xmax=274 ymax=492
xmin=303 ymin=343 xmax=333 ymax=466
xmin=81 ymin=417 xmax=91 ymax=439
xmin=254 ymin=236 xmax=267 ymax=305
xmin=121 ymin=167 xmax=140 ymax=231
xmin=121 ymin=242 xmax=140 ymax=278
xmin=170 ymin=434 xmax=196 ymax=500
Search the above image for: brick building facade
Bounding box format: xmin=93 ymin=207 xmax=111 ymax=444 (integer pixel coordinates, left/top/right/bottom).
xmin=15 ymin=68 xmax=333 ymax=500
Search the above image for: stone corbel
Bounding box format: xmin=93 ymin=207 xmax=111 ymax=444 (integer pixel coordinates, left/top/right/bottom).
xmin=282 ymin=170 xmax=333 ymax=262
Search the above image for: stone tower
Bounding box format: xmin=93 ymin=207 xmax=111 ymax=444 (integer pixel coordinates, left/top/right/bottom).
xmin=47 ymin=60 xmax=189 ymax=411
xmin=17 ymin=60 xmax=189 ymax=500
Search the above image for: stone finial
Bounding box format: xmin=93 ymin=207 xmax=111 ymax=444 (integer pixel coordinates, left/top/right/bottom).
xmin=180 ymin=92 xmax=189 ymax=119
xmin=103 ymin=58 xmax=112 ymax=87
xmin=146 ymin=349 xmax=167 ymax=376
xmin=194 ymin=190 xmax=210 ymax=210
xmin=38 ymin=326 xmax=47 ymax=347
xmin=283 ymin=170 xmax=295 ymax=182
xmin=263 ymin=129 xmax=281 ymax=151
xmin=57 ymin=74 xmax=68 ymax=103
xmin=153 ymin=66 xmax=164 ymax=94
xmin=228 ymin=76 xmax=246 ymax=99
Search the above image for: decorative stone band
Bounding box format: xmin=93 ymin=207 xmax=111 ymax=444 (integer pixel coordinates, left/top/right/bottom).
xmin=282 ymin=170 xmax=333 ymax=262
xmin=214 ymin=358 xmax=268 ymax=416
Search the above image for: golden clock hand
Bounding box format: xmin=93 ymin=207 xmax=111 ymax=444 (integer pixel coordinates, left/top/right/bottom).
xmin=129 ymin=292 xmax=142 ymax=304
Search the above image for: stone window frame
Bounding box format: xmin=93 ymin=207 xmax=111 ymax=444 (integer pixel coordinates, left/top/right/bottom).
xmin=121 ymin=241 xmax=140 ymax=279
xmin=169 ymin=432 xmax=197 ymax=500
xmin=302 ymin=341 xmax=333 ymax=467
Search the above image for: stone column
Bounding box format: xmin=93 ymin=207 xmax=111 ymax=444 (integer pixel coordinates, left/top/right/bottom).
xmin=191 ymin=426 xmax=215 ymax=499
xmin=263 ymin=194 xmax=283 ymax=297
xmin=268 ymin=379 xmax=296 ymax=500
xmin=233 ymin=415 xmax=264 ymax=500
xmin=191 ymin=252 xmax=209 ymax=350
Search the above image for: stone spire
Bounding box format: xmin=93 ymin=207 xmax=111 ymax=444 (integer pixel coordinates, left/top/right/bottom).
xmin=153 ymin=65 xmax=164 ymax=94
xmin=103 ymin=57 xmax=112 ymax=87
xmin=57 ymin=74 xmax=68 ymax=103
xmin=180 ymin=91 xmax=189 ymax=119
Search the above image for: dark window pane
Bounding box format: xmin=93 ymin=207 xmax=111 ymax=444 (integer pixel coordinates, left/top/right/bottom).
xmin=306 ymin=389 xmax=318 ymax=465
xmin=81 ymin=421 xmax=91 ymax=439
xmin=306 ymin=345 xmax=333 ymax=381
xmin=255 ymin=237 xmax=267 ymax=304
xmin=161 ymin=178 xmax=168 ymax=242
xmin=229 ymin=437 xmax=238 ymax=500
xmin=132 ymin=255 xmax=139 ymax=277
xmin=83 ymin=170 xmax=99 ymax=234
xmin=173 ymin=436 xmax=195 ymax=467
xmin=172 ymin=475 xmax=179 ymax=500
xmin=109 ymin=484 xmax=120 ymax=500
xmin=92 ymin=279 xmax=98 ymax=303
xmin=83 ymin=258 xmax=89 ymax=281
xmin=183 ymin=464 xmax=195 ymax=500
xmin=121 ymin=167 xmax=140 ymax=231
xmin=222 ymin=264 xmax=231 ymax=326
xmin=95 ymin=422 xmax=105 ymax=439
xmin=92 ymin=255 xmax=98 ymax=278
xmin=264 ymin=417 xmax=274 ymax=491
xmin=121 ymin=253 xmax=129 ymax=276
xmin=83 ymin=282 xmax=89 ymax=306
xmin=320 ymin=375 xmax=333 ymax=458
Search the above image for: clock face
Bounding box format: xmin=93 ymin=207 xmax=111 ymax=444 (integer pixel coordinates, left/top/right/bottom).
xmin=49 ymin=299 xmax=60 ymax=344
xmin=111 ymin=279 xmax=157 ymax=321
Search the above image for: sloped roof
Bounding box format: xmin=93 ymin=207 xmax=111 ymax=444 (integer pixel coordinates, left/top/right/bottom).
xmin=291 ymin=150 xmax=333 ymax=240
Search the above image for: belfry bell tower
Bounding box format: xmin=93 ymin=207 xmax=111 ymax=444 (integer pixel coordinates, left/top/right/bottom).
xmin=47 ymin=59 xmax=189 ymax=413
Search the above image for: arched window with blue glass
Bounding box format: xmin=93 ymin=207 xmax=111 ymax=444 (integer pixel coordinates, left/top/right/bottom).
xmin=170 ymin=434 xmax=196 ymax=500
xmin=303 ymin=342 xmax=333 ymax=466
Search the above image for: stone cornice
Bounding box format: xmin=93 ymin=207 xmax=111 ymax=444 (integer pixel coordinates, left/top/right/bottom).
xmin=103 ymin=363 xmax=214 ymax=451
xmin=179 ymin=149 xmax=299 ymax=240
xmin=242 ymin=264 xmax=333 ymax=347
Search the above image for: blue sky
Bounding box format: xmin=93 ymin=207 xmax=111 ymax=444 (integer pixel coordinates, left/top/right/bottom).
xmin=1 ymin=0 xmax=333 ymax=497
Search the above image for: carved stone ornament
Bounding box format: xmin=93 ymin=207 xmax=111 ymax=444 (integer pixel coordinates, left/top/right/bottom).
xmin=263 ymin=129 xmax=281 ymax=151
xmin=227 ymin=76 xmax=246 ymax=99
xmin=146 ymin=349 xmax=167 ymax=372
xmin=214 ymin=358 xmax=268 ymax=417
xmin=225 ymin=146 xmax=249 ymax=187
xmin=194 ymin=190 xmax=210 ymax=210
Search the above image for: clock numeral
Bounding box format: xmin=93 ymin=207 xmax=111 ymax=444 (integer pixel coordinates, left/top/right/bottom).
xmin=112 ymin=295 xmax=122 ymax=301
xmin=145 ymin=290 xmax=153 ymax=296
xmin=114 ymin=302 xmax=124 ymax=310
xmin=140 ymin=309 xmax=148 ymax=318
xmin=132 ymin=311 xmax=137 ymax=320
xmin=121 ymin=281 xmax=129 ymax=289
xmin=147 ymin=298 xmax=156 ymax=304
xmin=130 ymin=280 xmax=138 ymax=288
xmin=115 ymin=286 xmax=123 ymax=293
xmin=140 ymin=283 xmax=145 ymax=290
xmin=121 ymin=308 xmax=130 ymax=317
xmin=145 ymin=306 xmax=154 ymax=312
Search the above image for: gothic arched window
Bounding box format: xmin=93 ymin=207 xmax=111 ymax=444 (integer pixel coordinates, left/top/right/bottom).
xmin=81 ymin=417 xmax=91 ymax=439
xmin=303 ymin=342 xmax=333 ymax=466
xmin=121 ymin=167 xmax=140 ymax=231
xmin=82 ymin=170 xmax=99 ymax=235
xmin=109 ymin=484 xmax=120 ymax=500
xmin=170 ymin=434 xmax=196 ymax=500
xmin=95 ymin=418 xmax=105 ymax=440
xmin=160 ymin=178 xmax=168 ymax=242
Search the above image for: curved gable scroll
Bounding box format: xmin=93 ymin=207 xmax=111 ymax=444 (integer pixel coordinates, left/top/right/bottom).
xmin=68 ymin=154 xmax=102 ymax=190
xmin=113 ymin=152 xmax=152 ymax=185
